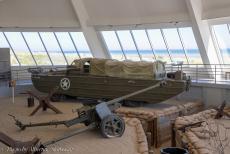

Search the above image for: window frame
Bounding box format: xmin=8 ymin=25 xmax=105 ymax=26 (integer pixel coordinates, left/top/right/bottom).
xmin=0 ymin=29 xmax=93 ymax=66
xmin=100 ymin=25 xmax=203 ymax=65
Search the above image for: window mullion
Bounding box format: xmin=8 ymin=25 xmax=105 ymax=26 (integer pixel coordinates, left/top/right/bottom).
xmin=21 ymin=32 xmax=37 ymax=66
xmin=115 ymin=31 xmax=127 ymax=60
xmin=53 ymin=32 xmax=69 ymax=65
xmin=2 ymin=32 xmax=21 ymax=66
xmin=130 ymin=30 xmax=142 ymax=61
xmin=160 ymin=29 xmax=173 ymax=62
xmin=100 ymin=31 xmax=113 ymax=59
xmin=38 ymin=32 xmax=54 ymax=66
xmin=68 ymin=32 xmax=81 ymax=59
xmin=177 ymin=28 xmax=189 ymax=64
xmin=212 ymin=26 xmax=225 ymax=64
xmin=145 ymin=29 xmax=157 ymax=60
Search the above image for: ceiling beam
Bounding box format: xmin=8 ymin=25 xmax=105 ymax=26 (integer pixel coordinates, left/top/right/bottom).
xmin=186 ymin=0 xmax=220 ymax=65
xmin=70 ymin=0 xmax=110 ymax=59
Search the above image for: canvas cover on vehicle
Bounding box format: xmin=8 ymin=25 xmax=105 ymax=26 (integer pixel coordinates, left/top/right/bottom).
xmin=71 ymin=58 xmax=92 ymax=70
xmin=90 ymin=58 xmax=109 ymax=76
xmin=72 ymin=58 xmax=166 ymax=79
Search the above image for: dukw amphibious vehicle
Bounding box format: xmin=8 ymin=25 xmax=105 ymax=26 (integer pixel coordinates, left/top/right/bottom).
xmin=30 ymin=58 xmax=190 ymax=104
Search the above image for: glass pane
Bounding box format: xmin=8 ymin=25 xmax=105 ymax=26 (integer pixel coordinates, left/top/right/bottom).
xmin=22 ymin=32 xmax=51 ymax=65
xmin=162 ymin=29 xmax=188 ymax=64
xmin=70 ymin=32 xmax=92 ymax=58
xmin=55 ymin=32 xmax=80 ymax=64
xmin=117 ymin=30 xmax=140 ymax=61
xmin=39 ymin=32 xmax=67 ymax=65
xmin=0 ymin=32 xmax=19 ymax=66
xmin=147 ymin=29 xmax=171 ymax=63
xmin=4 ymin=32 xmax=35 ymax=66
xmin=179 ymin=27 xmax=203 ymax=64
xmin=101 ymin=31 xmax=125 ymax=60
xmin=132 ymin=30 xmax=155 ymax=61
xmin=213 ymin=24 xmax=230 ymax=64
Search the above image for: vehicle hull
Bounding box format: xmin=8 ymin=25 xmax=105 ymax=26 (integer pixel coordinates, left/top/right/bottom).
xmin=32 ymin=74 xmax=187 ymax=103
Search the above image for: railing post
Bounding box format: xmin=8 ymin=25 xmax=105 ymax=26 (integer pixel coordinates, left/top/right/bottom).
xmin=17 ymin=70 xmax=19 ymax=81
xmin=196 ymin=64 xmax=198 ymax=83
xmin=215 ymin=65 xmax=216 ymax=84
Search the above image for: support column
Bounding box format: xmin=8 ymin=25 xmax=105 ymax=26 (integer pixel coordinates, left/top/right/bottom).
xmin=71 ymin=0 xmax=110 ymax=59
xmin=186 ymin=0 xmax=220 ymax=65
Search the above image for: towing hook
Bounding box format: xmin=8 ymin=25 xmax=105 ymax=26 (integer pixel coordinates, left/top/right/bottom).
xmin=8 ymin=114 xmax=26 ymax=130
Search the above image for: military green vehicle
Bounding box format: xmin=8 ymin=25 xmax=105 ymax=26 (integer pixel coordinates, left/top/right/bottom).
xmin=30 ymin=58 xmax=190 ymax=104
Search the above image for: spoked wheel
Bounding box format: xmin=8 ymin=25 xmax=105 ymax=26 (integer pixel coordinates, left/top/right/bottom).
xmin=100 ymin=114 xmax=125 ymax=138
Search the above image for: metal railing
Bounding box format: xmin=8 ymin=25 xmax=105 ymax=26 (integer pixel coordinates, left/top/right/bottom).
xmin=2 ymin=64 xmax=230 ymax=86
xmin=166 ymin=64 xmax=230 ymax=84
xmin=10 ymin=66 xmax=66 ymax=84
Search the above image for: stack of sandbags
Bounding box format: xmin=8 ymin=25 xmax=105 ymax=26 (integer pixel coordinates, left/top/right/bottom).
xmin=126 ymin=118 xmax=149 ymax=154
xmin=116 ymin=107 xmax=156 ymax=121
xmin=174 ymin=107 xmax=230 ymax=154
xmin=175 ymin=109 xmax=217 ymax=129
xmin=185 ymin=131 xmax=211 ymax=154
xmin=177 ymin=101 xmax=204 ymax=116
xmin=154 ymin=106 xmax=180 ymax=117
xmin=185 ymin=119 xmax=230 ymax=154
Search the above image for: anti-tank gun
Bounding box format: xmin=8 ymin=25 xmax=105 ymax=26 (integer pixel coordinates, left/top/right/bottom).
xmin=8 ymin=81 xmax=166 ymax=154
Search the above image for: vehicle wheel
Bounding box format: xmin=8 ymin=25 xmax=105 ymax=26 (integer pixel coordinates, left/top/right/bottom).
xmin=100 ymin=114 xmax=125 ymax=138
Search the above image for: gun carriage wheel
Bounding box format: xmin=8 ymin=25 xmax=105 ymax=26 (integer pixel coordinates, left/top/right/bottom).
xmin=100 ymin=114 xmax=125 ymax=138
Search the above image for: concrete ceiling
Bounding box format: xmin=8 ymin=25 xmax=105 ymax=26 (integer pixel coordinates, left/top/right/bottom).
xmin=83 ymin=0 xmax=190 ymax=26
xmin=0 ymin=0 xmax=230 ymax=28
xmin=202 ymin=0 xmax=230 ymax=19
xmin=0 ymin=0 xmax=80 ymax=28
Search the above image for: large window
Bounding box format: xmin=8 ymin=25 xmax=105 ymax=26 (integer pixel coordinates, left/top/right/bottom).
xmin=132 ymin=30 xmax=155 ymax=61
xmin=55 ymin=32 xmax=80 ymax=64
xmin=179 ymin=27 xmax=203 ymax=64
xmin=39 ymin=32 xmax=67 ymax=65
xmin=0 ymin=32 xmax=19 ymax=66
xmin=212 ymin=24 xmax=230 ymax=64
xmin=102 ymin=31 xmax=125 ymax=60
xmin=70 ymin=32 xmax=92 ymax=58
xmin=0 ymin=31 xmax=92 ymax=66
xmin=162 ymin=29 xmax=188 ymax=64
xmin=4 ymin=32 xmax=36 ymax=66
xmin=116 ymin=30 xmax=141 ymax=61
xmin=147 ymin=29 xmax=171 ymax=63
xmin=22 ymin=32 xmax=51 ymax=65
xmin=101 ymin=27 xmax=203 ymax=64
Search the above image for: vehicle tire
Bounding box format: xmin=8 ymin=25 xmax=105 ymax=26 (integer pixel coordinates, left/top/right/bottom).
xmin=100 ymin=114 xmax=125 ymax=138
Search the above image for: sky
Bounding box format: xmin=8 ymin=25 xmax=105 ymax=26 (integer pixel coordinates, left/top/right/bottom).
xmin=214 ymin=24 xmax=230 ymax=50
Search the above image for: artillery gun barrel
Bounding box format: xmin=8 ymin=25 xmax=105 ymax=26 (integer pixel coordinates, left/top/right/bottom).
xmin=42 ymin=123 xmax=96 ymax=147
xmin=106 ymin=81 xmax=164 ymax=106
